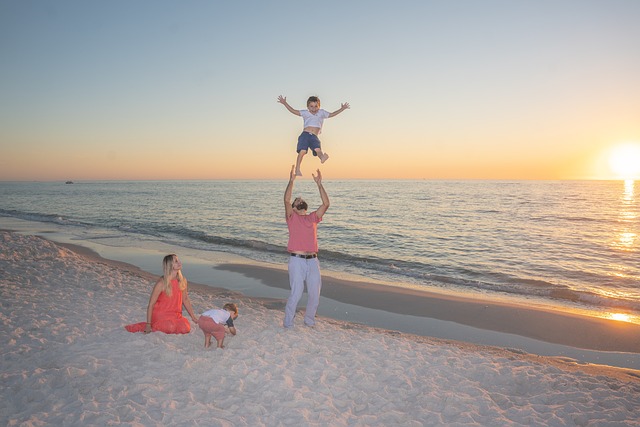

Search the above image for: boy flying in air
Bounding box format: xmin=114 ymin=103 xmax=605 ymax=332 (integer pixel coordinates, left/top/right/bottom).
xmin=277 ymin=95 xmax=350 ymax=176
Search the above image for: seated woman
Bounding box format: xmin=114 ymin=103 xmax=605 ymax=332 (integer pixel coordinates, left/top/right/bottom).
xmin=125 ymin=254 xmax=199 ymax=334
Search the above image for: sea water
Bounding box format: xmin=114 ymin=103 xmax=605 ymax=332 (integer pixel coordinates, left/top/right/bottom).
xmin=1 ymin=179 xmax=638 ymax=322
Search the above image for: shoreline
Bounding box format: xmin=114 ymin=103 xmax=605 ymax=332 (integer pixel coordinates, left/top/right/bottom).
xmin=47 ymin=235 xmax=640 ymax=383
xmin=216 ymin=263 xmax=640 ymax=353
xmin=48 ymin=234 xmax=640 ymax=370
xmin=51 ymin=236 xmax=640 ymax=354
xmin=4 ymin=222 xmax=640 ymax=367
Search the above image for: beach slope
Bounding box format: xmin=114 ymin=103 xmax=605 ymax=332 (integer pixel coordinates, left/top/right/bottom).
xmin=217 ymin=263 xmax=640 ymax=353
xmin=1 ymin=231 xmax=639 ymax=426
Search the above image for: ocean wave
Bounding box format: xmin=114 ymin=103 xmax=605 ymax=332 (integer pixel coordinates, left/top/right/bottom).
xmin=0 ymin=209 xmax=89 ymax=228
xmin=530 ymin=215 xmax=609 ymax=224
xmin=145 ymin=224 xmax=287 ymax=256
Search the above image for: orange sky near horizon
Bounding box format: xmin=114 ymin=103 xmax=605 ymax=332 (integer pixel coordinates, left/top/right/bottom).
xmin=3 ymin=132 xmax=638 ymax=182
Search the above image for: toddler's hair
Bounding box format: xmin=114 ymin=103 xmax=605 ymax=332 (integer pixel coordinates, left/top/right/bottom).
xmin=307 ymin=96 xmax=320 ymax=106
xmin=223 ymin=302 xmax=238 ymax=315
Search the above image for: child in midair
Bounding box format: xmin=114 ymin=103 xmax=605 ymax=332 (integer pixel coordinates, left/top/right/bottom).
xmin=277 ymin=95 xmax=350 ymax=176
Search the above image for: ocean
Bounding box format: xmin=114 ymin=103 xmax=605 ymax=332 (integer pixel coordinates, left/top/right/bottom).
xmin=1 ymin=179 xmax=638 ymax=323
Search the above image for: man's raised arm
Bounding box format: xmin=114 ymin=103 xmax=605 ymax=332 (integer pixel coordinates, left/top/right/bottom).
xmin=284 ymin=165 xmax=296 ymax=218
xmin=312 ymin=169 xmax=330 ymax=219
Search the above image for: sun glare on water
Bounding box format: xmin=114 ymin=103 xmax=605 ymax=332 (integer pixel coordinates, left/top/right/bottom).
xmin=609 ymin=142 xmax=640 ymax=179
xmin=608 ymin=313 xmax=632 ymax=323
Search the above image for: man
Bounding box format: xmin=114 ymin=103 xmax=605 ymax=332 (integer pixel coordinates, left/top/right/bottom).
xmin=283 ymin=165 xmax=330 ymax=328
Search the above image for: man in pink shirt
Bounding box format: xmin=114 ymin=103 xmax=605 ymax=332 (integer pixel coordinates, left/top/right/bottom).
xmin=283 ymin=165 xmax=330 ymax=328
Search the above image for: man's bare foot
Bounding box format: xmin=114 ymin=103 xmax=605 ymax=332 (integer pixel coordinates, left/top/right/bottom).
xmin=320 ymin=153 xmax=329 ymax=163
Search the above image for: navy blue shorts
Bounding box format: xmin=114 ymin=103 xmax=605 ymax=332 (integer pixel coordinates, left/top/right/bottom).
xmin=296 ymin=132 xmax=321 ymax=156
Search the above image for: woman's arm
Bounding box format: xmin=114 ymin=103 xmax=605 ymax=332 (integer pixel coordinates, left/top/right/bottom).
xmin=182 ymin=288 xmax=199 ymax=324
xmin=145 ymin=278 xmax=164 ymax=333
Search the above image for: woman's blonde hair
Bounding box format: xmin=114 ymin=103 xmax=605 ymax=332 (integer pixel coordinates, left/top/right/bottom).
xmin=162 ymin=254 xmax=187 ymax=296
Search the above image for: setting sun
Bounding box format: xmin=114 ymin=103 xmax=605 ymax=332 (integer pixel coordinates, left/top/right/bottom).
xmin=609 ymin=143 xmax=640 ymax=179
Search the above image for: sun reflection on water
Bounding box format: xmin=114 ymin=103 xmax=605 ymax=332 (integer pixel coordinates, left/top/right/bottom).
xmin=612 ymin=180 xmax=637 ymax=251
xmin=623 ymin=179 xmax=635 ymax=202
xmin=608 ymin=313 xmax=633 ymax=323
xmin=618 ymin=232 xmax=636 ymax=247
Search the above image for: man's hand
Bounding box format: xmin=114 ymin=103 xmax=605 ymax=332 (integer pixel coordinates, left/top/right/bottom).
xmin=312 ymin=169 xmax=322 ymax=185
xmin=289 ymin=165 xmax=297 ymax=182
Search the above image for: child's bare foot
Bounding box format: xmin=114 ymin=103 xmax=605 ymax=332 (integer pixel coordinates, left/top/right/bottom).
xmin=320 ymin=153 xmax=329 ymax=163
xmin=295 ymin=169 xmax=303 ymax=176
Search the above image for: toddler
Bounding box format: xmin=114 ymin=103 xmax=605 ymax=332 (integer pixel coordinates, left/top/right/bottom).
xmin=197 ymin=303 xmax=238 ymax=348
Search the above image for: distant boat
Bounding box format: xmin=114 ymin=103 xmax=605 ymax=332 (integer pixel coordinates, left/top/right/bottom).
xmin=65 ymin=181 xmax=74 ymax=184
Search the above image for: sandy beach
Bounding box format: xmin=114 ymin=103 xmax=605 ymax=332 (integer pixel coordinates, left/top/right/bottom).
xmin=2 ymin=231 xmax=640 ymax=426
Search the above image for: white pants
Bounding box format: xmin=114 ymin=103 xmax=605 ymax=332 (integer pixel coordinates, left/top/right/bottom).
xmin=284 ymin=257 xmax=322 ymax=327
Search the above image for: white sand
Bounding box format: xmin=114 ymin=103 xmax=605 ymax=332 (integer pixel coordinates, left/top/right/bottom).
xmin=2 ymin=231 xmax=640 ymax=426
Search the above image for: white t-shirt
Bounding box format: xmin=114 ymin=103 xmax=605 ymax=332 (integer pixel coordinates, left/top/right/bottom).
xmin=202 ymin=308 xmax=231 ymax=325
xmin=300 ymin=109 xmax=330 ymax=131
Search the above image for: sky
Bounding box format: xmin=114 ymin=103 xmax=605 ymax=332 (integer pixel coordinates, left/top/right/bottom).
xmin=1 ymin=0 xmax=639 ymax=181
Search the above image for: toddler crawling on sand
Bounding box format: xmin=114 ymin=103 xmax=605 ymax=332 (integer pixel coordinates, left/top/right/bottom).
xmin=197 ymin=303 xmax=238 ymax=349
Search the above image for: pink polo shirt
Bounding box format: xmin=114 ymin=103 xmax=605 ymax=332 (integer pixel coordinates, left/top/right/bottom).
xmin=286 ymin=211 xmax=322 ymax=253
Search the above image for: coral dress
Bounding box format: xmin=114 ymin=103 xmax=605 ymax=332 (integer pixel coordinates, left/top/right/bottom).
xmin=125 ymin=279 xmax=191 ymax=334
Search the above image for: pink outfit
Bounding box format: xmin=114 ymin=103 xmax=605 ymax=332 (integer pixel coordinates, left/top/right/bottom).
xmin=286 ymin=211 xmax=322 ymax=253
xmin=198 ymin=315 xmax=226 ymax=342
xmin=125 ymin=279 xmax=191 ymax=334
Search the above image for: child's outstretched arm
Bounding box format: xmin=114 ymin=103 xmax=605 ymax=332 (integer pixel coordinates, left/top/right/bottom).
xmin=328 ymin=102 xmax=350 ymax=118
xmin=277 ymin=95 xmax=301 ymax=116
